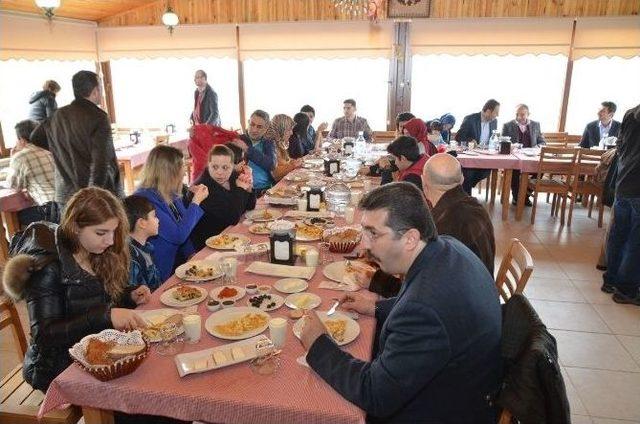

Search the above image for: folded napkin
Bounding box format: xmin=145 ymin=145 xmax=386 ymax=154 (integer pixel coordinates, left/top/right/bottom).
xmin=245 ymin=261 xmax=316 ymax=280
xmin=285 ymin=211 xmax=335 ymax=219
xmin=205 ymin=242 xmax=269 ymax=262
xmin=318 ymin=279 xmax=360 ymax=292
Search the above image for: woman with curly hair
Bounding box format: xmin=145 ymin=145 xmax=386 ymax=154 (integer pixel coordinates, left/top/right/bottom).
xmin=267 ymin=114 xmax=303 ymax=181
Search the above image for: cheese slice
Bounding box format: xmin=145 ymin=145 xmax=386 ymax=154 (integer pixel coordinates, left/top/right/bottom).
xmin=231 ymin=347 xmax=245 ymax=361
xmin=212 ymin=350 xmax=227 ymax=365
xmin=194 ymin=358 xmax=207 ymax=370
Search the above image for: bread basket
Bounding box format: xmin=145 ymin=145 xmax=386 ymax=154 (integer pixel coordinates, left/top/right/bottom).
xmin=69 ymin=329 xmax=149 ymax=382
xmin=322 ymin=227 xmax=362 ymax=253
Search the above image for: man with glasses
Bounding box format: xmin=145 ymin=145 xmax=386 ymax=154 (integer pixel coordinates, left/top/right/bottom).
xmin=299 ymin=182 xmax=502 ymax=423
xmin=233 ymin=110 xmax=275 ymax=196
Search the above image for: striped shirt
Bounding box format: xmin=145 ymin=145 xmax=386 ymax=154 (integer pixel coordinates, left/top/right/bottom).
xmin=329 ymin=116 xmax=372 ymax=141
xmin=7 ymin=144 xmax=56 ymax=205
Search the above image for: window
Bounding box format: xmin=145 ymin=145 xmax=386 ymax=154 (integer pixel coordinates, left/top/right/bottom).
xmin=411 ymin=54 xmax=567 ymax=133
xmin=0 ymin=59 xmax=94 ymax=148
xmin=243 ymin=58 xmax=389 ymax=131
xmin=565 ymin=56 xmax=640 ymax=135
xmin=110 ymin=57 xmax=240 ymax=131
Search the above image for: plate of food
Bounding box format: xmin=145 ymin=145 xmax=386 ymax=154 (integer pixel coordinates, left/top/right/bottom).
xmin=246 ymin=293 xmax=284 ymax=311
xmin=136 ymin=309 xmax=185 ymax=342
xmin=285 ymin=173 xmax=310 ymax=183
xmin=205 ymin=307 xmax=270 ymax=340
xmin=245 ymin=209 xmax=282 ymax=222
xmin=292 ymin=311 xmax=360 ymax=346
xmin=209 ymin=285 xmax=247 ymax=302
xmin=160 ymin=285 xmax=207 ymax=307
xmin=274 ymin=277 xmax=308 ymax=294
xmin=248 ymin=222 xmax=272 ymax=235
xmin=303 ymin=217 xmax=335 ymax=228
xmin=268 ymin=186 xmax=300 ymax=198
xmin=285 ymin=292 xmax=322 ymax=310
xmin=206 ymin=233 xmax=251 ymax=250
xmin=295 ymin=223 xmax=324 ymax=241
xmin=323 ymin=260 xmax=355 ymax=284
xmin=175 ymin=260 xmax=223 ymax=282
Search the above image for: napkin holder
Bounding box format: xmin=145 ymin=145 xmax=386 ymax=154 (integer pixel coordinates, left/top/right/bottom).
xmin=324 ymin=157 xmax=341 ymax=177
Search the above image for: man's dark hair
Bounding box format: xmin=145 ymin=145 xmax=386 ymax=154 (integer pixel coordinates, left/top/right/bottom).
xmin=387 ymin=136 xmax=421 ymax=162
xmin=251 ymin=109 xmax=270 ymax=123
xmin=226 ymin=142 xmax=245 ymax=165
xmin=344 ymin=99 xmax=357 ymax=108
xmin=72 ymin=70 xmax=99 ymax=99
xmin=359 ymin=182 xmax=437 ymax=243
xmin=15 ymin=120 xmax=37 ymax=141
xmin=293 ymin=112 xmax=311 ymax=139
xmin=196 ymin=69 xmax=208 ymax=80
xmin=300 ymin=105 xmax=315 ymax=115
xmin=601 ymin=101 xmax=617 ymax=114
xmin=395 ymin=111 xmax=415 ymax=127
xmin=123 ymin=195 xmax=155 ymax=233
xmin=482 ymin=99 xmax=500 ymax=112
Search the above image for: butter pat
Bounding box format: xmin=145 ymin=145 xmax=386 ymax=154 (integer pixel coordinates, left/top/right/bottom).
xmin=212 ymin=350 xmax=227 ymax=365
xmin=194 ymin=357 xmax=207 ymax=370
xmin=231 ymin=347 xmax=245 ymax=360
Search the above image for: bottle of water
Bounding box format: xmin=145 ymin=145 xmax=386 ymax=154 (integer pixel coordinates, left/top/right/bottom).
xmin=488 ymin=130 xmax=500 ymax=152
xmin=354 ymin=131 xmax=366 ymax=158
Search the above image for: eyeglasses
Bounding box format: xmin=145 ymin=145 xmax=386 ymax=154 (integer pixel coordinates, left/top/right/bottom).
xmin=362 ymin=227 xmax=408 ymax=242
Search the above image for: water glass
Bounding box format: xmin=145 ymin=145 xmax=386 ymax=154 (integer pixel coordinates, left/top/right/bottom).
xmin=319 ymin=242 xmax=333 ymax=264
xmin=156 ymin=322 xmax=183 ymax=356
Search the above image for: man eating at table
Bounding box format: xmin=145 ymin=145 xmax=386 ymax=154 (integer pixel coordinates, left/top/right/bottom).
xmin=299 ymin=182 xmax=502 ymax=423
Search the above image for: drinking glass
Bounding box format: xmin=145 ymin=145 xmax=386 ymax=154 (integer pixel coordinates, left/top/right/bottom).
xmin=319 ymin=242 xmax=333 ymax=264
xmin=156 ymin=322 xmax=183 ymax=356
xmin=250 ymin=338 xmax=280 ymax=376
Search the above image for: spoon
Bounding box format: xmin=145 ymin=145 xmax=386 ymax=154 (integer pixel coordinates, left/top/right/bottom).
xmin=326 ymin=299 xmax=341 ymax=316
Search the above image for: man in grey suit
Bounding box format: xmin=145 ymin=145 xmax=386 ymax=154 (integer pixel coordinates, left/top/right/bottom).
xmin=299 ymin=182 xmax=502 ymax=423
xmin=502 ymin=104 xmax=546 ymax=204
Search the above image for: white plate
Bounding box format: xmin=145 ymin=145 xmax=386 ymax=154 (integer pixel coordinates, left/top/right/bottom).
xmin=205 ymin=306 xmax=270 ymax=340
xmin=175 ymin=260 xmax=223 ymax=282
xmin=160 ymin=285 xmax=208 ymax=308
xmin=209 ymin=285 xmax=247 ymax=302
xmin=246 ymin=293 xmax=284 ymax=311
xmin=206 ymin=233 xmax=251 ymax=250
xmin=292 ymin=311 xmax=360 ymax=346
xmin=274 ymin=278 xmax=308 ymax=294
xmin=248 ymin=222 xmax=272 ymax=235
xmin=285 ymin=292 xmax=322 ymax=310
xmin=136 ymin=309 xmax=185 ymax=342
xmin=174 ymin=335 xmax=269 ymax=377
xmin=245 ymin=209 xmax=282 ymax=222
xmin=295 ymin=225 xmax=324 ymax=241
xmin=323 ymin=260 xmax=350 ymax=283
xmin=265 ymin=196 xmax=298 ymax=206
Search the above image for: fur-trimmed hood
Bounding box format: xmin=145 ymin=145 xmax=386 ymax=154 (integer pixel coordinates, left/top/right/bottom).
xmin=1 ymin=222 xmax=58 ymax=301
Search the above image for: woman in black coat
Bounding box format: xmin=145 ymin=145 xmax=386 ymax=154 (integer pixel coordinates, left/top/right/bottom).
xmin=2 ymin=187 xmax=149 ymax=392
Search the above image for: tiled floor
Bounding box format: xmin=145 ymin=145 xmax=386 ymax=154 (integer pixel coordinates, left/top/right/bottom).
xmin=1 ymin=194 xmax=638 ymax=422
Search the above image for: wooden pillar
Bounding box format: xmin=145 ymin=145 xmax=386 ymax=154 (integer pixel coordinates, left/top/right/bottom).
xmin=100 ymin=61 xmax=117 ymax=124
xmin=387 ymin=21 xmax=412 ymax=131
xmin=236 ymin=25 xmax=247 ymax=131
xmin=558 ymin=19 xmax=577 ymax=132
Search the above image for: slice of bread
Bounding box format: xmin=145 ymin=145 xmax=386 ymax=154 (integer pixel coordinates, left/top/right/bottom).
xmin=107 ymin=344 xmax=146 ymax=360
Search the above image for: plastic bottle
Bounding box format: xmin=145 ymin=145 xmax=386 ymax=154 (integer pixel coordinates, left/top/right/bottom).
xmin=354 ymin=131 xmax=366 ymax=157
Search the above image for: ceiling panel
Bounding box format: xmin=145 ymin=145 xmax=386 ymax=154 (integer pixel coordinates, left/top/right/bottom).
xmin=0 ymin=0 xmax=159 ymax=21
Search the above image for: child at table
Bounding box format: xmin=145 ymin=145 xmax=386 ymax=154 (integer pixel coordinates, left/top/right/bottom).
xmin=123 ymin=195 xmax=162 ymax=292
xmin=190 ymin=145 xmax=256 ymax=250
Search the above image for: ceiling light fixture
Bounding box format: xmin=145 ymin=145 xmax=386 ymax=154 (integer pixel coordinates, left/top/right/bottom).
xmin=35 ymin=0 xmax=60 ymax=20
xmin=161 ymin=5 xmax=179 ymax=35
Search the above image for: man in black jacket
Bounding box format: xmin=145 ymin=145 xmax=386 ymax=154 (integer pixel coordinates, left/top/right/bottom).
xmin=579 ymin=101 xmax=621 ymax=148
xmin=191 ymin=69 xmax=220 ymax=126
xmin=31 ymin=70 xmax=122 ymax=205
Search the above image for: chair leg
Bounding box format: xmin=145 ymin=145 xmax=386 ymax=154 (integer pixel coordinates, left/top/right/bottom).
xmin=560 ymin=194 xmax=567 ymax=226
xmin=588 ymin=195 xmax=594 ymax=218
xmin=551 ymin=194 xmax=557 ymax=217
xmin=531 ymin=190 xmax=539 ymax=224
xmin=568 ymin=193 xmax=576 ymax=227
xmin=598 ymin=197 xmax=605 ymax=228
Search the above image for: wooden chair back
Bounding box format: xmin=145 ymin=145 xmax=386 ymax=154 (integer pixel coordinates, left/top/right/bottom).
xmin=542 ymin=132 xmax=568 ymax=144
xmin=536 ymin=146 xmax=578 ymax=178
xmin=372 ymin=131 xmax=396 ymax=143
xmin=495 ymin=238 xmax=534 ymax=303
xmin=0 ymin=295 xmax=28 ymax=360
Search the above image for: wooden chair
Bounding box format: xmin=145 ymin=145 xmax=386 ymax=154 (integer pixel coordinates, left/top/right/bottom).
xmin=495 ymin=238 xmax=534 ymax=303
xmin=568 ymin=148 xmax=605 ymax=227
xmin=0 ymin=296 xmax=81 ymax=424
xmin=542 ymin=132 xmax=568 ymax=144
xmin=528 ymin=147 xmax=578 ymax=226
xmin=372 ymin=131 xmax=396 ymax=143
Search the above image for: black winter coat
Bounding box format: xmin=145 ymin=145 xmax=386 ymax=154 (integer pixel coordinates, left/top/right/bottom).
xmin=29 ymin=90 xmax=58 ymax=122
xmin=2 ymin=223 xmax=135 ymax=392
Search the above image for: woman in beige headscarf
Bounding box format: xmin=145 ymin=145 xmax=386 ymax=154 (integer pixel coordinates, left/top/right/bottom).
xmin=266 ymin=114 xmax=303 ymax=181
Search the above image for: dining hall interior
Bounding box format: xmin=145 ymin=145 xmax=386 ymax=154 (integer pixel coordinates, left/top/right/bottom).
xmin=0 ymin=0 xmax=639 ymax=423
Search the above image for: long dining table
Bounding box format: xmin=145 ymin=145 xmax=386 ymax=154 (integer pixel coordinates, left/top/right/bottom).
xmin=39 ymin=169 xmax=377 ymax=424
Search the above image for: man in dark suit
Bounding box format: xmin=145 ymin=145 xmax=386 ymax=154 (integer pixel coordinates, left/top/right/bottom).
xmin=455 ymin=99 xmax=500 ymax=195
xmin=579 ymin=101 xmax=621 ymax=148
xmin=191 ymin=69 xmax=220 ymax=126
xmin=300 ymin=182 xmax=502 ymax=423
xmin=502 ymin=104 xmax=546 ymax=204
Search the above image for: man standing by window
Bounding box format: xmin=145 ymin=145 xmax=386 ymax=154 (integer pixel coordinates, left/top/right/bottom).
xmin=191 ymin=69 xmax=220 ymax=126
xmin=579 ymin=101 xmax=621 ymax=149
xmin=329 ymin=98 xmax=372 ymax=141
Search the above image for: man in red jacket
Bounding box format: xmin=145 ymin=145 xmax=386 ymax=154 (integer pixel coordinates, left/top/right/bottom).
xmin=386 ymin=135 xmax=428 ymax=191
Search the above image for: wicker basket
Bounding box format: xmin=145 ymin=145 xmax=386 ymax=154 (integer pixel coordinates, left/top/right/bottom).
xmin=323 ymin=227 xmax=362 ymax=253
xmin=69 ymin=329 xmax=149 ymax=382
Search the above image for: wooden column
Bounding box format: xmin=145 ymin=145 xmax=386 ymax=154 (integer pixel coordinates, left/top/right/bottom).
xmin=387 ymin=21 xmax=412 ymax=131
xmin=558 ymin=19 xmax=577 ymax=132
xmin=100 ymin=61 xmax=117 ymax=124
xmin=236 ymin=25 xmax=247 ymax=131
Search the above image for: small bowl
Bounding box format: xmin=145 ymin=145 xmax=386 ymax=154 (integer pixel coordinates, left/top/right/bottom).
xmin=206 ymin=299 xmax=221 ymax=312
xmin=245 ymin=284 xmax=258 ymax=295
xmin=257 ymin=285 xmax=271 ymax=295
xmin=221 ymin=300 xmax=235 ymax=309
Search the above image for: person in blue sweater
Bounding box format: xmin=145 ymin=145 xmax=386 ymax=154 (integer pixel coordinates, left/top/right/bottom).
xmin=134 ymin=145 xmax=209 ymax=281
